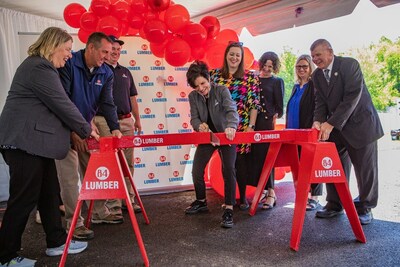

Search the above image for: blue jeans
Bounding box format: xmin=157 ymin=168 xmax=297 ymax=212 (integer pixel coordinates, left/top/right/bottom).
xmin=192 ymin=144 xmax=237 ymax=205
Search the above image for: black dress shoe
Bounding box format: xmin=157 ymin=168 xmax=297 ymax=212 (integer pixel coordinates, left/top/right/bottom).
xmin=358 ymin=211 xmax=373 ymax=225
xmin=316 ymin=207 xmax=344 ymax=218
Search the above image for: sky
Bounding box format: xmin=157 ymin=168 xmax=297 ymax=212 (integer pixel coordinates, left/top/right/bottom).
xmin=240 ymin=0 xmax=400 ymax=59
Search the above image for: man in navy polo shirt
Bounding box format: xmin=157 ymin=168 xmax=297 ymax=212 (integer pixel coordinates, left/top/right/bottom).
xmin=93 ymin=35 xmax=142 ymax=215
xmin=56 ymin=32 xmax=123 ymax=241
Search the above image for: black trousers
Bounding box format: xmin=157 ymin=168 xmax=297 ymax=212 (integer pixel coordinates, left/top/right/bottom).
xmin=0 ymin=149 xmax=67 ymax=264
xmin=249 ymin=115 xmax=275 ymax=190
xmin=326 ymin=130 xmax=378 ymax=213
xmin=235 ymin=153 xmax=251 ymax=203
xmin=298 ymin=146 xmax=323 ymax=196
xmin=192 ymin=144 xmax=237 ymax=206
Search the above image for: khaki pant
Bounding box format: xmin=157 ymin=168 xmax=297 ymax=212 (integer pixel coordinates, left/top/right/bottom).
xmin=93 ymin=115 xmax=136 ymax=209
xmin=56 ymin=148 xmax=110 ymax=229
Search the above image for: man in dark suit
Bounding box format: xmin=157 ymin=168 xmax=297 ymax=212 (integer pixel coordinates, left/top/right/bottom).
xmin=310 ymin=39 xmax=384 ymax=225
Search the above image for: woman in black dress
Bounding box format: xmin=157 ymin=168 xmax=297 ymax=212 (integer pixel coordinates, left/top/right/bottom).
xmin=250 ymin=52 xmax=284 ymax=210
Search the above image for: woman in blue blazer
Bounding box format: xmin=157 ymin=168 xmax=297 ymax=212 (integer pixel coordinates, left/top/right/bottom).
xmin=286 ymin=54 xmax=322 ymax=210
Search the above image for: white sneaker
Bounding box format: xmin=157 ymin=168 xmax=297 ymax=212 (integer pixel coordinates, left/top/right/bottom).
xmin=0 ymin=256 xmax=36 ymax=267
xmin=45 ymin=240 xmax=88 ymax=256
xmin=35 ymin=210 xmax=41 ymax=224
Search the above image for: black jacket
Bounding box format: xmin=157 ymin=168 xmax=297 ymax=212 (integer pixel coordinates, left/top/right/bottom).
xmin=286 ymin=80 xmax=315 ymax=129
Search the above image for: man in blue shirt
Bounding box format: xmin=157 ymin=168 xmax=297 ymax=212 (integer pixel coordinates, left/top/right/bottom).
xmin=93 ymin=35 xmax=142 ymax=215
xmin=57 ymin=32 xmax=123 ymax=241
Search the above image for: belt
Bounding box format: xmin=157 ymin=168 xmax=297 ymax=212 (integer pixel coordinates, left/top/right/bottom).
xmin=118 ymin=113 xmax=132 ymax=120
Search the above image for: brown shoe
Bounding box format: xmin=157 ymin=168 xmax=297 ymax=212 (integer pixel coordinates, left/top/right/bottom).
xmin=71 ymin=225 xmax=94 ymax=240
xmin=109 ymin=207 xmax=123 ymax=216
xmin=122 ymin=203 xmax=142 ymax=213
xmin=91 ymin=214 xmax=124 ymax=224
xmin=133 ymin=203 xmax=142 ymax=213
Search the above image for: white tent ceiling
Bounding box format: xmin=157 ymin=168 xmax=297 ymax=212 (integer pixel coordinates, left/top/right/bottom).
xmin=0 ymin=0 xmax=399 ymax=36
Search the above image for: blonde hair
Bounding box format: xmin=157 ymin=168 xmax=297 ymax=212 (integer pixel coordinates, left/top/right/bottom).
xmin=28 ymin=27 xmax=72 ymax=61
xmin=295 ymin=54 xmax=315 ymax=84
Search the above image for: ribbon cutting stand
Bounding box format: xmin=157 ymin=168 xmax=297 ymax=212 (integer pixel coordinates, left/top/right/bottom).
xmin=59 ymin=130 xmax=366 ymax=266
xmin=205 ymin=129 xmax=366 ymax=251
xmin=59 ymin=133 xmax=211 ymax=267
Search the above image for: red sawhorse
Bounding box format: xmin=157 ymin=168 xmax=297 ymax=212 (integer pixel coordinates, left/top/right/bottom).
xmin=60 ymin=132 xmax=213 ymax=267
xmin=59 ymin=142 xmax=150 ymax=267
xmin=245 ymin=140 xmax=366 ymax=251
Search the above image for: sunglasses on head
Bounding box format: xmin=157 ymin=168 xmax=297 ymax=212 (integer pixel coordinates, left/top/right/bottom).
xmin=228 ymin=41 xmax=243 ymax=46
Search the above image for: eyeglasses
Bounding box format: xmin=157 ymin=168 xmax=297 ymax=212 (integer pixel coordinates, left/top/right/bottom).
xmin=295 ymin=65 xmax=309 ymax=70
xmin=228 ymin=41 xmax=243 ymax=46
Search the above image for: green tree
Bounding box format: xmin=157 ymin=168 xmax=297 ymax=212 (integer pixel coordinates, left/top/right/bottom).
xmin=278 ymin=47 xmax=296 ymax=109
xmin=277 ymin=36 xmax=400 ymax=113
xmin=351 ymin=36 xmax=400 ymax=111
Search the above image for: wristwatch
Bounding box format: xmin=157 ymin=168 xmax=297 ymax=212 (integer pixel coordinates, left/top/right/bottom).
xmin=248 ymin=124 xmax=255 ymax=129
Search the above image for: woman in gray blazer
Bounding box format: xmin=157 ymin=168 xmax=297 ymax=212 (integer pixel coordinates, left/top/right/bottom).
xmin=0 ymin=27 xmax=98 ymax=267
xmin=184 ymin=61 xmax=239 ymax=229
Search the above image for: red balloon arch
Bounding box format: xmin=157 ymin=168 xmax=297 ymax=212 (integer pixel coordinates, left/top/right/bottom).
xmin=63 ymin=0 xmax=255 ymax=67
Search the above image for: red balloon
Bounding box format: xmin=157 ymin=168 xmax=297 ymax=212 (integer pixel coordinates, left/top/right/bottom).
xmin=165 ymin=38 xmax=191 ymax=67
xmin=159 ymin=10 xmax=166 ymax=21
xmin=125 ymin=27 xmax=139 ymax=36
xmin=150 ymin=33 xmax=172 ymax=57
xmin=275 ymin=167 xmax=286 ymax=181
xmin=143 ymin=9 xmax=157 ymax=22
xmin=139 ymin=26 xmax=147 ymax=40
xmin=97 ymin=15 xmax=122 ymax=37
xmin=250 ymin=59 xmax=259 ymax=70
xmin=164 ymin=4 xmax=189 ymax=33
xmin=63 ymin=3 xmax=86 ymax=28
xmin=148 ymin=0 xmax=171 ymax=12
xmin=150 ymin=41 xmax=167 ymax=58
xmin=130 ymin=0 xmax=148 ymax=14
xmin=129 ymin=14 xmax=145 ymax=29
xmin=182 ymin=23 xmax=207 ymax=48
xmin=191 ymin=46 xmax=206 ymax=61
xmin=205 ymin=43 xmax=226 ymax=69
xmin=90 ymin=0 xmax=111 ymax=17
xmin=204 ymin=38 xmax=217 ymax=50
xmin=215 ymin=29 xmax=239 ymax=46
xmin=78 ymin=28 xmax=91 ymax=43
xmin=243 ymin=47 xmax=255 ymax=70
xmin=120 ymin=21 xmax=130 ymax=36
xmin=143 ymin=19 xmax=167 ymax=43
xmin=110 ymin=0 xmax=131 ymax=21
xmin=80 ymin=11 xmax=98 ymax=32
xmin=200 ymin=16 xmax=220 ymax=39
